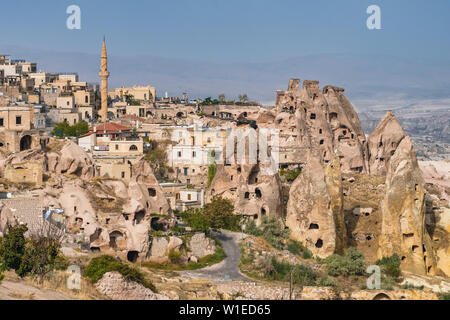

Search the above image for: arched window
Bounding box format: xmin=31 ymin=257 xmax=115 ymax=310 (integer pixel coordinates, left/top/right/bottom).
xmin=129 ymin=145 xmax=138 ymax=151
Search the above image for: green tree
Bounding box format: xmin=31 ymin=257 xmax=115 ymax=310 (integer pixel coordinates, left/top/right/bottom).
xmin=51 ymin=121 xmax=89 ymax=138
xmin=0 ymin=224 xmax=28 ymax=273
xmin=324 ymin=247 xmax=367 ymax=277
xmin=238 ymin=94 xmax=248 ymax=103
xmin=218 ymin=94 xmax=225 ymax=103
xmin=180 ymin=208 xmax=211 ymax=233
xmin=203 ymin=196 xmax=239 ymax=230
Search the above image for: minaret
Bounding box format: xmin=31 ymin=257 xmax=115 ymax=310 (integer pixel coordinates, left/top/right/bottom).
xmin=99 ymin=37 xmax=110 ymax=122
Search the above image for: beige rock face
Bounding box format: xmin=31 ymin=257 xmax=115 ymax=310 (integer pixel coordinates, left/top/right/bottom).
xmin=189 ymin=233 xmax=216 ymax=258
xmin=207 ymin=163 xmax=283 ymax=223
xmin=368 ymin=111 xmax=406 ymax=175
xmin=0 ymin=138 xmax=171 ymax=262
xmin=285 ymin=155 xmax=346 ymax=257
xmin=270 ymin=79 xmax=368 ymax=173
xmin=95 ymin=272 xmax=169 ymax=300
xmin=378 ymin=136 xmax=437 ymax=275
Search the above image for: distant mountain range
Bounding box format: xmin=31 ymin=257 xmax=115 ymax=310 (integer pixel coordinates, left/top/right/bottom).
xmin=2 ymin=44 xmax=450 ymax=110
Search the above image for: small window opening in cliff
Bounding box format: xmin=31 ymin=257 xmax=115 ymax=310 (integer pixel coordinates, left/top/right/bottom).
xmin=90 ymin=247 xmax=100 ymax=253
xmin=310 ymin=113 xmax=316 ymax=120
xmin=109 ymin=231 xmax=123 ymax=249
xmin=127 ymin=251 xmax=139 ymax=263
xmin=380 ymin=158 xmax=385 ymax=162
xmin=289 ymin=106 xmax=294 ymax=112
xmin=427 ymin=265 xmax=432 ymax=273
xmin=415 ymin=184 xmax=418 ymax=191
xmin=309 ymin=223 xmax=319 ymax=230
xmin=366 ymin=235 xmax=372 ymax=241
xmin=342 ymin=130 xmax=347 ymax=135
xmin=319 ymin=129 xmax=322 ymax=134
xmin=253 ymin=214 xmax=258 ymax=220
xmin=122 ymin=213 xmax=129 ymax=221
xmin=379 ymin=140 xmax=383 ymax=147
xmin=401 ymin=256 xmax=406 ymax=261
xmin=148 ymin=188 xmax=156 ymax=197
xmin=134 ymin=210 xmax=145 ymax=224
xmin=391 ymin=150 xmax=395 ymax=156
xmin=320 ymin=139 xmax=324 ymax=145
xmin=261 ymin=207 xmax=266 ymax=216
xmin=329 ymin=113 xmax=337 ymax=121
xmin=412 ymin=245 xmax=419 ymax=252
xmin=237 ymin=167 xmax=241 ymax=173
xmin=351 ymin=133 xmax=354 ymax=139
xmin=365 ymin=212 xmax=370 ymax=217
xmin=255 ymin=188 xmax=262 ymax=198
xmin=423 ymin=244 xmax=426 ymax=253
xmin=244 ymin=192 xmax=250 ymax=199
xmin=230 ymin=175 xmax=233 ymax=181
xmin=315 ymin=239 xmax=323 ymax=248
xmin=105 ymin=218 xmax=110 ymax=225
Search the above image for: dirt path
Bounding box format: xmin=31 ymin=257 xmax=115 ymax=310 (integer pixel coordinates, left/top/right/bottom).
xmin=0 ymin=280 xmax=73 ymax=300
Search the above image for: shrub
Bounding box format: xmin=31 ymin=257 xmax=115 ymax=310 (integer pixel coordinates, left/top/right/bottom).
xmin=246 ymin=216 xmax=289 ymax=250
xmin=324 ymin=248 xmax=366 ymax=277
xmin=279 ymin=169 xmax=302 ymax=182
xmin=316 ymin=276 xmax=337 ymax=287
xmin=268 ymin=257 xmax=316 ymax=286
xmin=0 ymin=224 xmax=28 ymax=273
xmin=287 ymin=241 xmax=301 ymax=255
xmin=0 ymin=273 xmax=4 ymax=284
xmin=286 ymin=240 xmax=312 ymax=259
xmin=168 ymin=249 xmax=183 ymax=264
xmin=376 ymin=254 xmax=401 ymax=278
xmin=207 ymin=164 xmax=217 ymax=187
xmin=439 ymin=293 xmax=450 ymax=300
xmin=17 ymin=236 xmax=62 ymax=279
xmin=84 ymin=255 xmax=156 ymax=292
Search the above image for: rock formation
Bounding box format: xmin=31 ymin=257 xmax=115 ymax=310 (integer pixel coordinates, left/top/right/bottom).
xmin=264 ymin=79 xmax=369 ymax=173
xmin=285 ymin=154 xmax=346 ymax=257
xmin=0 ymin=137 xmax=172 ymax=263
xmin=207 ymin=163 xmax=283 ymax=224
xmin=378 ymin=136 xmax=437 ymax=275
xmin=95 ymin=272 xmax=169 ymax=300
xmin=368 ymin=111 xmax=407 ymax=175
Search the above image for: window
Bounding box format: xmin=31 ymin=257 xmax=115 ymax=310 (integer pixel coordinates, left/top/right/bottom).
xmin=16 ymin=116 xmax=22 ymax=125
xmin=85 ymin=96 xmax=88 ymax=103
xmin=121 ymin=171 xmax=125 ymax=178
xmin=192 ymin=151 xmax=196 ymax=157
xmin=67 ymin=101 xmax=70 ymax=106
xmin=178 ymin=151 xmax=182 ymax=157
xmin=207 ymin=137 xmax=211 ymax=143
xmin=0 ymin=118 xmax=3 ymax=127
xmin=187 ymin=194 xmax=192 ymax=200
xmin=129 ymin=145 xmax=138 ymax=151
xmin=310 ymin=113 xmax=316 ymax=120
xmin=320 ymin=139 xmax=324 ymax=145
xmin=115 ymin=144 xmax=119 ymax=150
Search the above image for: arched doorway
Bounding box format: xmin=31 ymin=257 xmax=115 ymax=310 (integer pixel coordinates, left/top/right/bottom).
xmin=20 ymin=135 xmax=32 ymax=151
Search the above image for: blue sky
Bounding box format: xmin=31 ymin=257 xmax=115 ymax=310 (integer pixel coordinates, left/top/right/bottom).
xmin=1 ymin=0 xmax=450 ymax=104
xmin=2 ymin=0 xmax=450 ymax=62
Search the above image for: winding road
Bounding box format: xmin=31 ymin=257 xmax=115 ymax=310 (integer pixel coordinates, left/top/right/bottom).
xmin=181 ymin=230 xmax=250 ymax=281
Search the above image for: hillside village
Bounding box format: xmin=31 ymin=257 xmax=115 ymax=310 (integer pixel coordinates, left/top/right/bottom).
xmin=0 ymin=41 xmax=449 ymax=300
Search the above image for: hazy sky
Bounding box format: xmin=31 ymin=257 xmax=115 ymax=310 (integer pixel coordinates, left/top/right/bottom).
xmin=1 ymin=0 xmax=450 ymax=63
xmin=1 ymin=0 xmax=450 ymax=104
